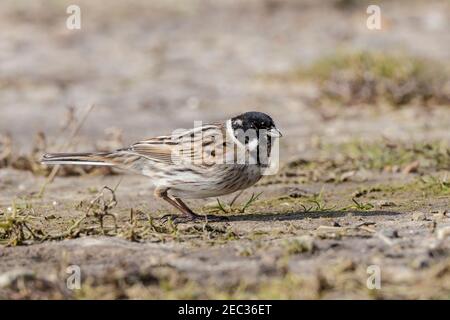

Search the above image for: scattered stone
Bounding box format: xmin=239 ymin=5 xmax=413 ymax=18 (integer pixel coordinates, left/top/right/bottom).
xmin=412 ymin=211 xmax=428 ymax=221
xmin=384 ymin=165 xmax=400 ymax=173
xmin=339 ymin=170 xmax=356 ymax=182
xmin=381 ymin=229 xmax=400 ymax=239
xmin=411 ymin=256 xmax=429 ymax=269
xmin=437 ymin=226 xmax=450 ymax=240
xmin=237 ymin=246 xmax=253 ymax=257
xmin=284 ymin=235 xmax=316 ymax=254
xmin=432 ymin=210 xmax=448 ymax=221
xmin=352 ymin=187 xmax=382 ymax=198
xmin=427 ymin=246 xmax=447 ymax=258
xmin=315 ymin=225 xmax=343 ymax=239
xmin=0 ymin=269 xmax=35 ymax=288
xmin=377 ymin=235 xmax=393 ymax=246
xmin=316 ymin=225 xmax=342 ymax=233
xmin=287 ymin=187 xmax=309 ymax=198
xmin=429 ymin=221 xmax=438 ymax=233
xmin=371 ymin=200 xmax=397 ymax=208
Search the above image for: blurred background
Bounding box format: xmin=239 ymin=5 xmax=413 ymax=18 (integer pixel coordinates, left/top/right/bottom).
xmin=0 ymin=0 xmax=450 ymax=300
xmin=1 ymin=0 xmax=448 ymax=159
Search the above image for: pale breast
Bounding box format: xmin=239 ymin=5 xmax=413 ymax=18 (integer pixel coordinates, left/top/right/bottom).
xmin=164 ymin=164 xmax=263 ymax=199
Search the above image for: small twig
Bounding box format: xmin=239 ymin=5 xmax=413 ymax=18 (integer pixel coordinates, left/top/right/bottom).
xmin=375 ymin=232 xmax=394 ymax=246
xmin=38 ymin=104 xmax=95 ymax=197
xmin=316 ymin=225 xmax=342 ymax=233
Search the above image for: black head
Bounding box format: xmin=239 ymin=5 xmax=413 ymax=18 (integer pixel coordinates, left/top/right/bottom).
xmin=231 ymin=111 xmax=281 ymax=166
xmin=230 ymin=111 xmax=281 ymax=167
xmin=231 ymin=111 xmax=281 ymax=136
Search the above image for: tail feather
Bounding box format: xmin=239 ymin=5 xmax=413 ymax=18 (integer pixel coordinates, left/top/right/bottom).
xmin=41 ymin=152 xmax=114 ymax=166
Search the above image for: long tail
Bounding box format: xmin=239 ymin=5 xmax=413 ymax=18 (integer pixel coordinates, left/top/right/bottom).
xmin=41 ymin=152 xmax=114 ymax=166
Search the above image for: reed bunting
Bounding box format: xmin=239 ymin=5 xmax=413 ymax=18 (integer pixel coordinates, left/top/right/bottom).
xmin=42 ymin=111 xmax=282 ymax=222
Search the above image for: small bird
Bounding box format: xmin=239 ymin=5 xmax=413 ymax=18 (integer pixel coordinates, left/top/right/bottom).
xmin=42 ymin=111 xmax=282 ymax=222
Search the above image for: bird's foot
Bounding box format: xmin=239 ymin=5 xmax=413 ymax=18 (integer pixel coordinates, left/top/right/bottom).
xmin=159 ymin=213 xmax=196 ymax=224
xmin=203 ymin=215 xmax=229 ymax=222
xmin=159 ymin=213 xmax=228 ymax=224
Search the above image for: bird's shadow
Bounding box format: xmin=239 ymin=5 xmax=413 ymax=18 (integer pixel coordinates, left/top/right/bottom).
xmin=219 ymin=210 xmax=402 ymax=222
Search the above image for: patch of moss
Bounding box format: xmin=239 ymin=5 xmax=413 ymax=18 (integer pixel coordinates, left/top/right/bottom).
xmin=334 ymin=140 xmax=450 ymax=171
xmin=0 ymin=200 xmax=46 ymax=246
xmin=284 ymin=140 xmax=449 ymax=182
xmin=269 ymin=51 xmax=450 ymax=107
xmin=283 ymin=236 xmax=316 ymax=255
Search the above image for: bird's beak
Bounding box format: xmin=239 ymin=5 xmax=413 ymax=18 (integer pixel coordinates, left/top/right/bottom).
xmin=267 ymin=127 xmax=283 ymax=138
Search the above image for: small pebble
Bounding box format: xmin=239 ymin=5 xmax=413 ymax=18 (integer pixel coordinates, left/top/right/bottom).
xmin=411 ymin=256 xmax=429 ymax=269
xmin=0 ymin=270 xmax=35 ymax=288
xmin=371 ymin=200 xmax=396 ymax=207
xmin=412 ymin=211 xmax=428 ymax=221
xmin=381 ymin=229 xmax=400 ymax=239
xmin=432 ymin=210 xmax=448 ymax=221
xmin=437 ymin=226 xmax=450 ymax=240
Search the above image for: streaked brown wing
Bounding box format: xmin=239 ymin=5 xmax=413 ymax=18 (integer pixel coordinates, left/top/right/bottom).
xmin=122 ymin=122 xmax=228 ymax=166
xmin=129 ymin=142 xmax=175 ymax=164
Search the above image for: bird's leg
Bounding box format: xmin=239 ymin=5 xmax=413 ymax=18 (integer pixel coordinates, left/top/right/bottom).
xmin=173 ymin=198 xmax=201 ymax=218
xmin=155 ymin=188 xmax=228 ymax=223
xmin=155 ymin=188 xmax=199 ymax=223
xmin=175 ymin=197 xmax=229 ymax=222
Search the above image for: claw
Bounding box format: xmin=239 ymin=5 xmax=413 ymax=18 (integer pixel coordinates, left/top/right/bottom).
xmin=159 ymin=213 xmax=201 ymax=224
xmin=159 ymin=214 xmax=194 ymax=224
xmin=158 ymin=214 xmax=175 ymax=223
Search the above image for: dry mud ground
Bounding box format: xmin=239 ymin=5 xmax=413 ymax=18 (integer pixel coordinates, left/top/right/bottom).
xmin=1 ymin=0 xmax=450 ymax=299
